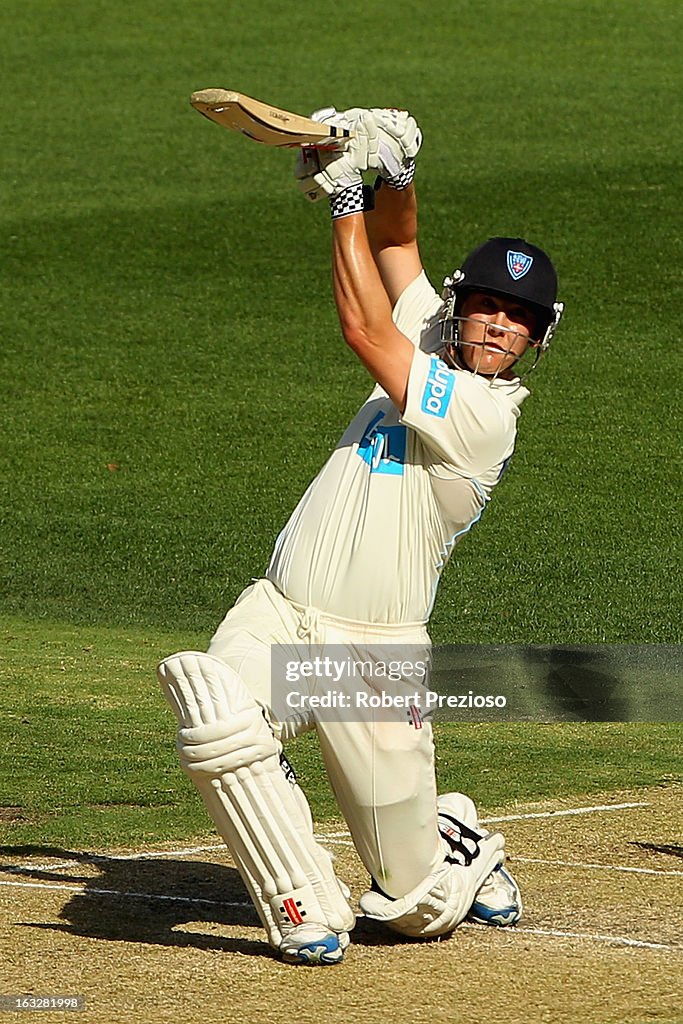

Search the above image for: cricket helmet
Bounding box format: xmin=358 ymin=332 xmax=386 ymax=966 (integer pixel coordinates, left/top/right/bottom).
xmin=440 ymin=237 xmax=564 ymax=378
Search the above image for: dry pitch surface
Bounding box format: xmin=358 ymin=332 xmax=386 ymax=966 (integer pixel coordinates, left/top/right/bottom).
xmin=1 ymin=786 xmax=681 ymax=1024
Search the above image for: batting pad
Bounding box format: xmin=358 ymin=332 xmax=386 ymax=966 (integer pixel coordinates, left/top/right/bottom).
xmin=157 ymin=651 xmax=354 ymax=947
xmin=359 ymin=829 xmax=505 ymax=937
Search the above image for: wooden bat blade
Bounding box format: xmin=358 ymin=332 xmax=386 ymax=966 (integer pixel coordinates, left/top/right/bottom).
xmin=190 ymin=89 xmax=353 ymax=147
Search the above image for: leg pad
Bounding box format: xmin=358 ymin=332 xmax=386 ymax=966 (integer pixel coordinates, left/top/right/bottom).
xmin=158 ymin=652 xmax=354 ymax=947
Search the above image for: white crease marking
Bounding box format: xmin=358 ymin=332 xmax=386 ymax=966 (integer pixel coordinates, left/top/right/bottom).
xmin=0 ymin=878 xmax=252 ymax=907
xmin=512 ymin=856 xmax=683 ymax=878
xmin=481 ymin=802 xmax=649 ymax=824
xmin=2 ymin=878 xmax=678 ymax=952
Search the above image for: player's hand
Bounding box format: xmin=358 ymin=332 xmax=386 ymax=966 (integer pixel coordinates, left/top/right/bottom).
xmin=319 ymin=106 xmax=421 ymax=172
xmin=294 ymin=110 xmax=379 ymax=203
xmin=341 ymin=107 xmax=422 ymax=188
xmin=373 ymin=108 xmax=422 ymax=185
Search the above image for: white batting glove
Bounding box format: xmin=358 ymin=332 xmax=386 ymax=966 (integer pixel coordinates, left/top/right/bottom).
xmin=294 ymin=147 xmax=330 ymax=203
xmin=309 ymin=105 xmax=354 ymax=139
xmin=294 ymin=110 xmax=379 ymax=217
xmin=340 ymin=107 xmax=422 ymax=189
xmin=294 ymin=106 xmax=352 ymax=204
xmin=372 ymin=107 xmax=422 ymax=187
xmin=306 ymin=105 xmax=422 ymax=173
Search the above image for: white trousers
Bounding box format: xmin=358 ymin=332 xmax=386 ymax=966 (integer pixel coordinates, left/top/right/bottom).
xmin=208 ymin=578 xmax=444 ymax=898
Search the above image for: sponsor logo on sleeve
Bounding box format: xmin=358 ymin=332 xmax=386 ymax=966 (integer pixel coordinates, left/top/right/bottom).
xmin=420 ymin=356 xmax=455 ymax=419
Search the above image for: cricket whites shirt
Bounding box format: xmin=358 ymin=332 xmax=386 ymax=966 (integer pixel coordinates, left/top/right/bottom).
xmin=266 ymin=272 xmax=529 ymax=625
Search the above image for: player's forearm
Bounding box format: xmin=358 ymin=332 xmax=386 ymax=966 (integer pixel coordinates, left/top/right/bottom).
xmin=365 ymin=181 xmax=418 ymax=254
xmin=363 ymin=183 xmax=422 ymax=307
xmin=333 ymin=214 xmax=395 ymax=346
xmin=331 ymin=213 xmax=413 ymax=410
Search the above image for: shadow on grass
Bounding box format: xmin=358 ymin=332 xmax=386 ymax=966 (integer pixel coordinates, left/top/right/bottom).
xmin=0 ymin=844 xmax=268 ymax=957
xmin=0 ymin=844 xmax=402 ymax=956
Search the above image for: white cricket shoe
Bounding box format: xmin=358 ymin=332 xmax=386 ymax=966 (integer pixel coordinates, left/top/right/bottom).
xmin=279 ymin=923 xmax=350 ymax=965
xmin=468 ymin=864 xmax=523 ymax=926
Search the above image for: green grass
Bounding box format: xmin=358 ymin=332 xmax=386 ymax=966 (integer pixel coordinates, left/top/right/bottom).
xmin=1 ymin=0 xmax=681 ymax=641
xmin=0 ymin=1 xmax=681 ymax=849
xmin=0 ymin=619 xmax=680 ymax=849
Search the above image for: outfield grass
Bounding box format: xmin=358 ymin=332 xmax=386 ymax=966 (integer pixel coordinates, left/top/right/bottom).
xmin=2 ymin=0 xmax=681 ymax=642
xmin=0 ymin=618 xmax=679 ymax=848
xmin=1 ymin=1 xmax=681 ymax=848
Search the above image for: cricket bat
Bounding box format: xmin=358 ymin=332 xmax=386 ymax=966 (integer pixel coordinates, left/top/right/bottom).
xmin=190 ymin=89 xmax=354 ymax=148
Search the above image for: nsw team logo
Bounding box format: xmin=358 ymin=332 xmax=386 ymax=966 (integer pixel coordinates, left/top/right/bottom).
xmin=507 ymin=250 xmax=533 ymax=280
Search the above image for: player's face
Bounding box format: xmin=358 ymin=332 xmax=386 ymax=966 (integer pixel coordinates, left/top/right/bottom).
xmin=458 ymin=292 xmax=537 ymax=376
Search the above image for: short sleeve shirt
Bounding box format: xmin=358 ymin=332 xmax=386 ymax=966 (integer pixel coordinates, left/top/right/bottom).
xmin=266 ymin=272 xmax=529 ymax=624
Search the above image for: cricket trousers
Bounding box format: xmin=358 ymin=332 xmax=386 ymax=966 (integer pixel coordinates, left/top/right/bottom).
xmin=208 ymin=577 xmax=444 ymax=898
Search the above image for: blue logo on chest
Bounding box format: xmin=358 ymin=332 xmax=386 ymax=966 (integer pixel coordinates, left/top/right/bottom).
xmin=357 ymin=411 xmax=407 ymax=476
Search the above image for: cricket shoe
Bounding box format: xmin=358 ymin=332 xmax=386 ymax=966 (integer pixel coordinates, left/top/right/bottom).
xmin=436 ymin=792 xmax=522 ymax=927
xmin=279 ymin=924 xmax=350 ymax=966
xmin=468 ymin=864 xmax=523 ymax=926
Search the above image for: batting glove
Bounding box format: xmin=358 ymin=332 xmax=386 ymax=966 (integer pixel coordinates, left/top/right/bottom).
xmin=294 ymin=105 xmax=421 ymax=195
xmin=373 ymin=107 xmax=421 ymax=188
xmin=294 ymin=110 xmax=380 ymax=218
xmin=339 ymin=106 xmax=422 ymax=189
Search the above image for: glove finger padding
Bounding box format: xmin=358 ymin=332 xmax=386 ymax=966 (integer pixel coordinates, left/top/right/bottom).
xmin=308 ymin=106 xmax=358 ymax=150
xmin=368 ymin=109 xmax=421 ymax=187
xmin=335 ymin=107 xmax=421 ymax=186
xmin=370 ymin=108 xmax=422 ymax=160
xmin=336 ymin=106 xmax=422 ymax=159
xmin=359 ymin=830 xmax=505 ymax=938
xmin=309 ymin=105 xmax=347 ymax=129
xmin=294 ymin=111 xmax=379 ymax=202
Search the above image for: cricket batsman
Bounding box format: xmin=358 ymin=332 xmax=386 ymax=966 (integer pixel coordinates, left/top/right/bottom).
xmin=157 ymin=107 xmax=564 ymax=964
